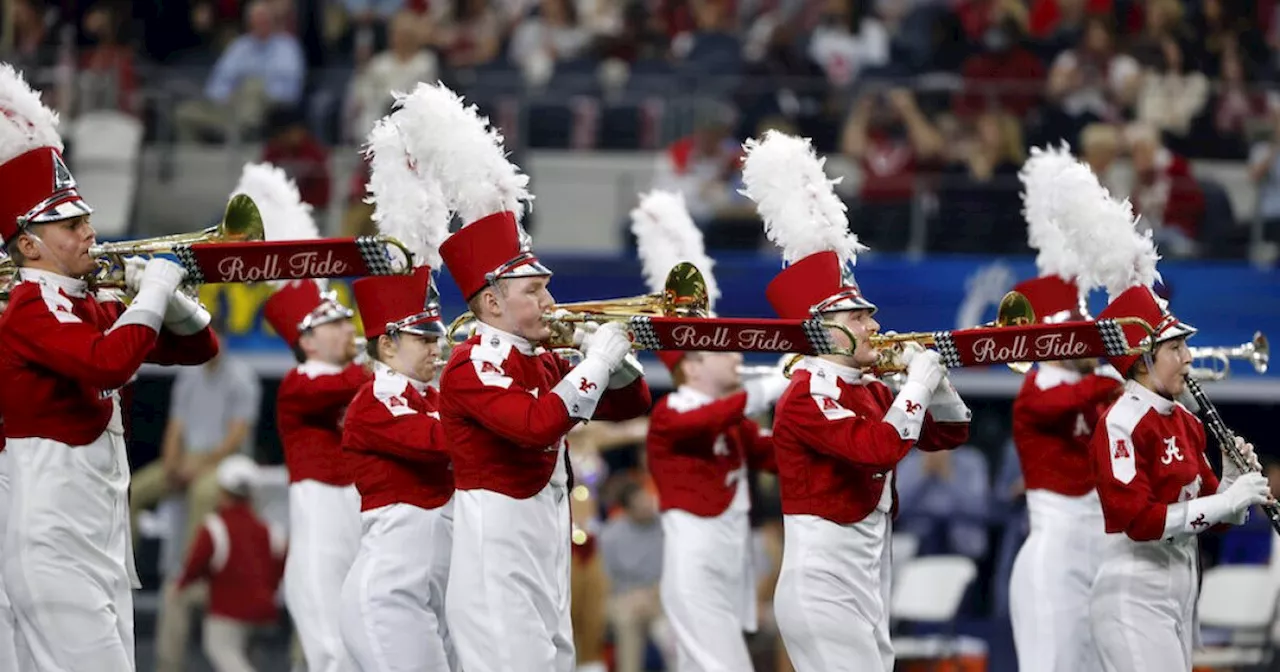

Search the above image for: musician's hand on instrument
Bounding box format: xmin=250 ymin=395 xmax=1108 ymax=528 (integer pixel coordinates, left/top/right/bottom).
xmin=584 ymin=322 xmax=632 ymax=370
xmin=1235 ymin=435 xmax=1262 ymax=472
xmin=572 ymin=321 xmax=600 ymax=348
xmin=744 ymin=373 xmax=789 ymax=416
xmin=123 ymin=256 xmax=147 ymax=295
xmin=905 ymin=349 xmax=946 ymax=391
xmin=1224 ymin=472 xmax=1272 ymax=514
xmin=141 ymin=258 xmax=187 ymax=294
xmin=608 ymin=352 xmax=645 ymax=389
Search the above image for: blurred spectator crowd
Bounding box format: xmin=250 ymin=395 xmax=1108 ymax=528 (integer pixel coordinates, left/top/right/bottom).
xmin=7 ymin=0 xmax=1280 ymax=259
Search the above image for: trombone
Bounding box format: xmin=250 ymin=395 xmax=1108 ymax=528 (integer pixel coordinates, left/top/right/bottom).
xmin=0 ymin=193 xmax=265 ymax=296
xmin=864 ymin=291 xmax=1037 ymax=374
xmin=1188 ymin=332 xmax=1269 ymax=381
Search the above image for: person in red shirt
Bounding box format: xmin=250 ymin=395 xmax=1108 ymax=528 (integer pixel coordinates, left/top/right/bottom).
xmin=629 ymin=188 xmax=787 ymax=671
xmin=394 ymin=81 xmax=651 ymax=672
xmin=741 ymin=130 xmax=970 ymax=672
xmin=338 ymin=113 xmax=460 ymax=671
xmin=0 ymin=64 xmax=219 ymax=670
xmin=262 ymin=277 xmax=368 ymax=672
xmin=1090 ymin=286 xmax=1270 ymax=670
xmin=1007 ymin=275 xmax=1122 ymax=672
xmin=170 ymin=454 xmax=287 ymax=672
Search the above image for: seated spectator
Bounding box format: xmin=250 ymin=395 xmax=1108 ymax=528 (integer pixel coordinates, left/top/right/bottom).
xmin=1248 ymin=112 xmax=1280 ymax=250
xmin=77 ymin=2 xmax=138 ymax=115
xmin=651 ymin=99 xmax=747 ymax=225
xmin=953 ymin=11 xmax=1045 ymax=119
xmin=344 ymin=0 xmax=409 ymax=44
xmin=1134 ymin=37 xmax=1208 ymax=155
xmin=1079 ymin=122 xmax=1126 ymax=197
xmin=1043 ymin=14 xmax=1139 ymax=147
xmin=509 ymin=0 xmax=592 ymax=86
xmin=806 ymin=0 xmax=889 ymax=92
xmin=840 ymin=87 xmax=943 ymax=251
xmin=174 ymin=0 xmax=305 ymax=143
xmin=933 ymin=112 xmax=1027 ymax=254
xmin=1126 ymin=122 xmax=1205 ymax=257
xmin=346 ymin=11 xmax=437 ymax=141
xmin=431 ymin=0 xmax=502 ymax=69
xmin=262 ymin=106 xmax=333 ymax=216
xmin=896 ymin=445 xmax=992 ymax=562
xmin=1209 ymin=42 xmax=1270 ymax=160
xmin=600 ymin=481 xmax=673 ymax=672
xmin=1126 ymin=0 xmax=1193 ymax=70
xmin=1027 ymin=0 xmax=1105 ymax=52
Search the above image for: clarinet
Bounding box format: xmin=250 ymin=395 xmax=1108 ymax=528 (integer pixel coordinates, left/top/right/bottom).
xmin=1184 ymin=376 xmax=1280 ymax=537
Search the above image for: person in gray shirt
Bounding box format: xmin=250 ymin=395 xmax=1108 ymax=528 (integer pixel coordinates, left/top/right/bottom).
xmin=600 ymin=480 xmax=673 ymax=672
xmin=129 ymin=338 xmax=262 ymax=672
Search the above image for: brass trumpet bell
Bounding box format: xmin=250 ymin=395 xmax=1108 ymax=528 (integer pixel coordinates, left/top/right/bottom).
xmin=1188 ymin=331 xmax=1270 ymax=381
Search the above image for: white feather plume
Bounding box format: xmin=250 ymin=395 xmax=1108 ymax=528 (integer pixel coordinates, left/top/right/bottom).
xmin=391 ymin=82 xmax=532 ymax=225
xmin=364 ymin=117 xmax=449 ymax=269
xmin=1019 ymin=143 xmax=1081 ymax=280
xmin=0 ymin=63 xmax=62 ymax=163
xmin=740 ymin=130 xmax=866 ymax=266
xmin=1047 ymin=160 xmax=1160 ymax=301
xmin=629 ymin=190 xmax=721 ymax=307
xmin=230 ymin=162 xmax=320 ymax=289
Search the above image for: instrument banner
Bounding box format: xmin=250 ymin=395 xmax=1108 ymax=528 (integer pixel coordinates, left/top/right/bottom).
xmin=173 ymin=237 xmax=407 ymax=284
xmin=936 ymin=319 xmax=1137 ymax=368
xmin=631 ymin=316 xmax=840 ymax=354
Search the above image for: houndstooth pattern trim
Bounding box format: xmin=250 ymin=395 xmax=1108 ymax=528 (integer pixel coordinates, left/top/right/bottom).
xmin=1096 ymin=319 xmax=1129 ymax=356
xmin=172 ymin=245 xmax=204 ymax=285
xmin=933 ymin=331 xmax=963 ymax=368
xmin=356 ymin=237 xmax=397 ymax=276
xmin=801 ymin=318 xmax=837 ymax=354
xmin=630 ymin=316 xmax=662 ymax=350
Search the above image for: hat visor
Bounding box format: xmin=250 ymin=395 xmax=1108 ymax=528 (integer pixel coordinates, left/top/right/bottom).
xmin=395 ymin=316 xmax=447 ymax=339
xmin=498 ymin=257 xmax=553 ymax=280
xmin=27 ymin=194 xmax=93 ymax=225
xmin=302 ymin=303 xmax=354 ymax=333
xmin=1155 ymin=320 xmax=1197 ymax=344
xmin=816 ymin=294 xmax=878 ymax=316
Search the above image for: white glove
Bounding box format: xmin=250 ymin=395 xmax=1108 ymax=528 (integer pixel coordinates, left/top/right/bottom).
xmin=1220 ymin=435 xmax=1262 ymax=489
xmin=896 ymin=338 xmax=926 ymax=368
xmin=905 ymin=349 xmax=946 ymax=391
xmin=572 ymin=321 xmax=600 ymax=348
xmin=123 ymin=256 xmax=147 ymax=295
xmin=608 ymin=352 xmax=645 ymax=389
xmin=583 ymin=322 xmax=632 ymax=371
xmin=1166 ymin=472 xmax=1272 ymax=538
xmin=929 ymin=375 xmax=971 ymax=422
xmin=744 ymin=373 xmax=789 ymax=416
xmin=163 ymin=291 xmax=212 ymax=336
xmin=120 ymin=259 xmax=187 ymax=332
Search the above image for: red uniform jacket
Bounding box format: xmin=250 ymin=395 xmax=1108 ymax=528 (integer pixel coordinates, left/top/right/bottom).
xmin=342 ymin=364 xmax=453 ymax=512
xmin=440 ymin=327 xmax=652 ymax=499
xmin=1092 ymin=381 xmax=1218 ymax=542
xmin=176 ymin=501 xmax=287 ymax=623
xmin=1012 ymin=367 xmax=1122 ymax=496
xmin=647 ymin=387 xmax=775 ymax=517
xmin=276 ymin=360 xmax=371 ymax=486
xmin=0 ymin=272 xmax=218 ymax=446
xmin=773 ymin=361 xmax=969 ymax=525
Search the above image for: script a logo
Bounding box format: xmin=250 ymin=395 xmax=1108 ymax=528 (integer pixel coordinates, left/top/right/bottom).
xmin=822 ymin=398 xmax=841 ymax=411
xmin=480 ymin=362 xmax=503 ymax=375
xmin=904 ymin=400 xmax=922 ymax=415
xmin=388 ymin=396 xmax=404 ymax=408
xmin=1113 ymin=439 xmax=1130 ymax=460
xmin=578 ymin=378 xmax=598 ymax=393
xmin=1160 ymin=436 xmax=1184 ymax=465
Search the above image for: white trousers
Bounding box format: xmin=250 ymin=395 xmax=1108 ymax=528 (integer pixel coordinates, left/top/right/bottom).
xmin=775 ymin=512 xmax=893 ymax=672
xmin=446 ymin=486 xmax=575 ymax=672
xmin=341 ymin=501 xmax=458 ymax=672
xmin=659 ymin=508 xmax=755 ymax=672
xmin=203 ymin=615 xmax=256 ymax=672
xmin=0 ymin=450 xmax=20 ymax=672
xmin=4 ymin=431 xmax=138 ymax=672
xmin=284 ymin=481 xmax=362 ymax=672
xmin=1010 ymin=491 xmax=1107 ymax=672
xmin=1091 ymin=538 xmax=1199 ymax=672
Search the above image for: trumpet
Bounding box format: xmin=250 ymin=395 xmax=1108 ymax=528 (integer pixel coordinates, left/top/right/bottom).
xmin=0 ymin=194 xmax=265 ymax=295
xmin=864 ymin=291 xmax=1036 ymax=374
xmin=1187 ymin=332 xmax=1269 ymax=381
xmin=446 ymin=261 xmax=717 ymax=349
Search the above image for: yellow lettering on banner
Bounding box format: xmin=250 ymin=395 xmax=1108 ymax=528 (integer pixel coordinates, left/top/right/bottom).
xmin=198 ymin=281 xmax=363 ymax=337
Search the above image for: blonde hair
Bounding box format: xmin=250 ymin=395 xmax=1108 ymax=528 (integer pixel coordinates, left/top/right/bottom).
xmin=1080 ymin=123 xmax=1120 ymax=154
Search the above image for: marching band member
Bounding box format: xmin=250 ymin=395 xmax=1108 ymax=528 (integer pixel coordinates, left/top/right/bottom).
xmin=256 ymin=164 xmax=368 ymax=672
xmin=1080 ymin=189 xmax=1271 ymax=672
xmin=397 ymin=82 xmax=652 ymax=672
xmin=631 ymin=189 xmax=786 ymax=672
xmin=338 ymin=117 xmax=458 ymax=672
xmin=1008 ymin=148 xmax=1122 ymax=672
xmin=0 ymin=64 xmax=219 ymax=669
xmin=0 ymin=276 xmax=16 ymax=672
xmin=741 ymin=130 xmax=971 ymax=672
xmin=169 ymin=455 xmax=287 ymax=672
